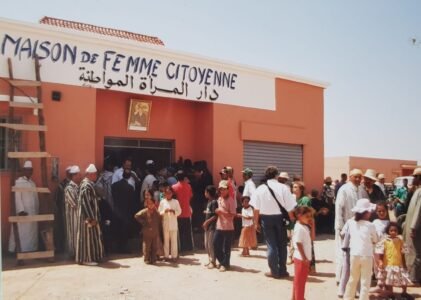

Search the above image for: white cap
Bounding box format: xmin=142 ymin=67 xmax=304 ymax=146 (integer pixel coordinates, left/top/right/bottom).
xmin=351 ymin=198 xmax=376 ymax=214
xmin=279 ymin=172 xmax=289 ymax=179
xmin=23 ymin=160 xmax=33 ymax=169
xmin=146 ymin=160 xmax=154 ymax=165
xmin=377 ymin=173 xmax=385 ymax=180
xmin=85 ymin=164 xmax=97 ymax=173
xmin=69 ymin=165 xmax=80 ymax=174
xmin=349 ymin=169 xmax=363 ymax=177
xmin=65 ymin=166 xmax=72 ymax=172
xmin=218 ymin=180 xmax=229 ymax=189
xmin=363 ymin=169 xmax=377 ymax=181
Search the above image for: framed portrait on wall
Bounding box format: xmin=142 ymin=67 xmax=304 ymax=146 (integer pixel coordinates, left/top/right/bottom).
xmin=127 ymin=99 xmax=152 ymax=131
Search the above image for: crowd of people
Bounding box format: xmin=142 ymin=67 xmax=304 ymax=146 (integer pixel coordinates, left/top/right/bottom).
xmin=7 ymin=157 xmax=421 ymax=300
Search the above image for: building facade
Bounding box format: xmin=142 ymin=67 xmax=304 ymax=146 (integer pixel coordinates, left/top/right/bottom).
xmin=0 ymin=17 xmax=327 ymax=248
xmin=325 ymin=156 xmax=419 ymax=183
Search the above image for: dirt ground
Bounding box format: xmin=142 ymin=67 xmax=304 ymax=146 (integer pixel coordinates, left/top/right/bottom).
xmin=2 ymin=234 xmax=420 ymax=300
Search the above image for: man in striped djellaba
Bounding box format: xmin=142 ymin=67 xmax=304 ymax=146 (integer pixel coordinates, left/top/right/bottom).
xmin=64 ymin=165 xmax=81 ymax=258
xmin=76 ymin=164 xmax=104 ymax=266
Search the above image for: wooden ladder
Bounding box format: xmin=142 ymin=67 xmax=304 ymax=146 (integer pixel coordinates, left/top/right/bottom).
xmin=2 ymin=57 xmax=54 ymax=263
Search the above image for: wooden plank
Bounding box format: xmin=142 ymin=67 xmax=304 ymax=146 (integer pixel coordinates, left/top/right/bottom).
xmin=9 ymin=102 xmax=44 ymax=109
xmin=8 ymin=152 xmax=51 ymax=158
xmin=12 ymin=186 xmax=51 ymax=193
xmin=0 ymin=123 xmax=47 ymax=131
xmin=8 ymin=80 xmax=41 ymax=87
xmin=9 ymin=214 xmax=54 ymax=223
xmin=17 ymin=251 xmax=54 ymax=260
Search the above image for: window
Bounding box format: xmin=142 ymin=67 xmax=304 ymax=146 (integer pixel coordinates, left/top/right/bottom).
xmin=0 ymin=117 xmax=21 ymax=170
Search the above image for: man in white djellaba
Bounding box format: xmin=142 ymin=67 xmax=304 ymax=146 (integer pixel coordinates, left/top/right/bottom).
xmin=335 ymin=168 xmax=368 ymax=297
xmin=9 ymin=160 xmax=40 ymax=252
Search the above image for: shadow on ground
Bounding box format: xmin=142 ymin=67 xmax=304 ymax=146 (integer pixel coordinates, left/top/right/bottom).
xmin=229 ymin=265 xmax=261 ymax=274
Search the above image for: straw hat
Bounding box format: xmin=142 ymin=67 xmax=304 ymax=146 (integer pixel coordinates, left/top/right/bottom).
xmin=363 ymin=169 xmax=377 ymax=181
xmin=279 ymin=172 xmax=289 ymax=179
xmin=349 ymin=169 xmax=363 ymax=177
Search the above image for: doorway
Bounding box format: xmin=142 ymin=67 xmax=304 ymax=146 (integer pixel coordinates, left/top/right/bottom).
xmin=104 ymin=137 xmax=174 ymax=171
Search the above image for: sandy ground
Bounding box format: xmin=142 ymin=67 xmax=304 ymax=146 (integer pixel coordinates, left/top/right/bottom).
xmin=2 ymin=234 xmax=420 ymax=300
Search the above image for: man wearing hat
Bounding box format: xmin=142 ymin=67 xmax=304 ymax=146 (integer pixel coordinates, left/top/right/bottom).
xmin=54 ymin=165 xmax=72 ymax=253
xmin=8 ymin=160 xmax=40 ymax=253
xmin=278 ymin=172 xmax=289 ymax=185
xmin=375 ymin=173 xmax=387 ymax=197
xmin=242 ymin=168 xmax=256 ymax=197
xmin=64 ymin=165 xmax=81 ymax=257
xmin=362 ymin=169 xmax=386 ymax=204
xmin=76 ymin=164 xmax=104 ymax=266
xmin=403 ymin=167 xmax=421 ymax=284
xmin=334 ymin=169 xmax=368 ymax=285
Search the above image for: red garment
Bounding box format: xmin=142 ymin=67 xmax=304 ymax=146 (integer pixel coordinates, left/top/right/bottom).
xmin=293 ymin=258 xmax=309 ymax=300
xmin=227 ymin=178 xmax=236 ymax=200
xmin=172 ymin=181 xmax=193 ymax=218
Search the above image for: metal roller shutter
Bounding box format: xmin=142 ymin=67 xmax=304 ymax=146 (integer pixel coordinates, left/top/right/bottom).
xmin=243 ymin=141 xmax=303 ymax=183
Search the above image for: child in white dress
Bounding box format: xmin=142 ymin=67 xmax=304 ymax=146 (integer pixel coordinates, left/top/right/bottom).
xmin=158 ymin=187 xmax=182 ymax=261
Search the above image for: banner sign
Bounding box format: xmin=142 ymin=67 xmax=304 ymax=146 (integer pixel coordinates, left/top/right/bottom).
xmin=0 ymin=20 xmax=276 ymax=110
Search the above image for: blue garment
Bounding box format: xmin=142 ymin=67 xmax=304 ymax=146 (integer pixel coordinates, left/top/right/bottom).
xmin=261 ymin=214 xmax=288 ymax=276
xmin=213 ymin=230 xmax=234 ymax=268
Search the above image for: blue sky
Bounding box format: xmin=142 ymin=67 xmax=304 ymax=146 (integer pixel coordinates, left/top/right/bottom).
xmin=1 ymin=0 xmax=420 ymax=163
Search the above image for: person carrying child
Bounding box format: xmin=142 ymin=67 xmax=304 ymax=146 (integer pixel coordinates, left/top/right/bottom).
xmin=158 ymin=186 xmax=182 ymax=262
xmin=292 ymin=206 xmax=313 ymax=300
xmin=202 ymin=185 xmax=218 ymax=269
xmin=238 ymin=196 xmax=257 ymax=256
xmin=344 ymin=198 xmax=378 ymax=300
xmin=375 ymin=222 xmax=412 ymax=299
xmin=134 ymin=196 xmax=161 ymax=264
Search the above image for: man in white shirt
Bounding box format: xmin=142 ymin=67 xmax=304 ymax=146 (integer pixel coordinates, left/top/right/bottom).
xmin=242 ymin=168 xmax=256 ymax=198
xmin=250 ymin=166 xmax=296 ymax=278
xmin=112 ymin=158 xmax=139 ymax=189
xmin=9 ymin=160 xmax=39 ymax=253
xmin=334 ymin=168 xmax=368 ymax=283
